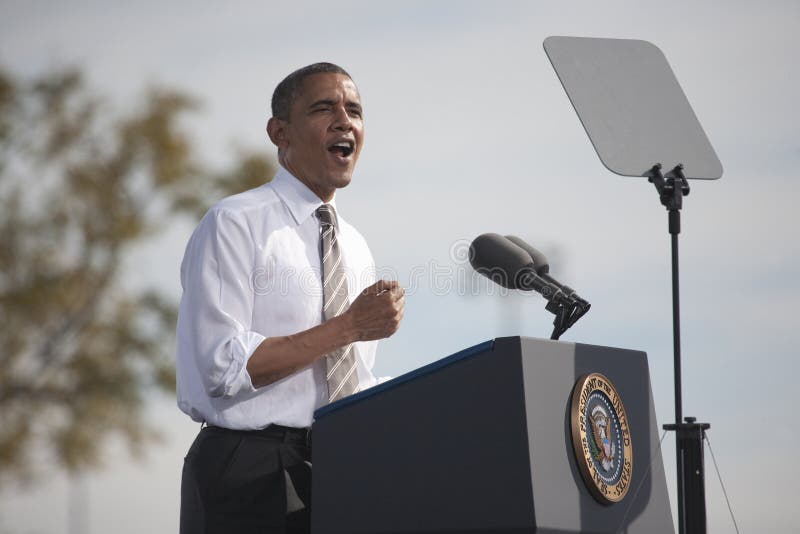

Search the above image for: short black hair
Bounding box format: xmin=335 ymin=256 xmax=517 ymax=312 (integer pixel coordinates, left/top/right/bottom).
xmin=271 ymin=62 xmax=352 ymax=121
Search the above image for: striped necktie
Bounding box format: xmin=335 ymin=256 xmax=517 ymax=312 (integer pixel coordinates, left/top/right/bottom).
xmin=317 ymin=204 xmax=359 ymax=402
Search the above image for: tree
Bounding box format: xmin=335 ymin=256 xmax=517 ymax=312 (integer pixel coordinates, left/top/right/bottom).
xmin=0 ymin=66 xmax=275 ymax=483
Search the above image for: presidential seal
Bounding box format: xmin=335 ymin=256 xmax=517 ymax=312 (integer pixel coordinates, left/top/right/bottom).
xmin=570 ymin=373 xmax=633 ymax=504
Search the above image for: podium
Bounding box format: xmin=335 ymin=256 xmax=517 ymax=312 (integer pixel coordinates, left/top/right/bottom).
xmin=312 ymin=337 xmax=673 ymax=534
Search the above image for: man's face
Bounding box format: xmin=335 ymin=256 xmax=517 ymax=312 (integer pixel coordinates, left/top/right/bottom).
xmin=269 ymin=72 xmax=364 ymax=201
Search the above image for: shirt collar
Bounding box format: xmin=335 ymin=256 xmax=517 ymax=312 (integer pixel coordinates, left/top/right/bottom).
xmin=270 ymin=165 xmax=337 ymax=225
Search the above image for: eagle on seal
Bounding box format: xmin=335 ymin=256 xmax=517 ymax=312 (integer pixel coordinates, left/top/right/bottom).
xmin=590 ymin=406 xmax=615 ymax=472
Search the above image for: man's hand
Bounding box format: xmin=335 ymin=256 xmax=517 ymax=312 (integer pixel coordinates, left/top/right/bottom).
xmin=342 ymin=279 xmax=405 ymax=342
xmin=247 ymin=279 xmax=404 ymax=388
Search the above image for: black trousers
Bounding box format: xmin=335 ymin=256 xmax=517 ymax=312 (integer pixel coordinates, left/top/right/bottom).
xmin=180 ymin=425 xmax=312 ymax=534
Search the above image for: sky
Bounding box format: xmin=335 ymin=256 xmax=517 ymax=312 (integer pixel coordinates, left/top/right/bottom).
xmin=1 ymin=1 xmax=799 ymax=533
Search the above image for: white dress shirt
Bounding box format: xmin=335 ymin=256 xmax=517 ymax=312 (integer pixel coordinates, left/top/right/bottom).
xmin=176 ymin=165 xmax=380 ymax=430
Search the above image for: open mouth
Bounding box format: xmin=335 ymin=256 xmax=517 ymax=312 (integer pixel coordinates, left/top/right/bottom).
xmin=328 ymin=140 xmax=355 ymax=159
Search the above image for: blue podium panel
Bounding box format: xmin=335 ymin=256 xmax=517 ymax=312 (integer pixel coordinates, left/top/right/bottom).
xmin=312 ymin=337 xmax=673 ymax=534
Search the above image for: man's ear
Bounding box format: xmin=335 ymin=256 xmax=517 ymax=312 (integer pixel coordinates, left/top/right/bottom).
xmin=267 ymin=117 xmax=288 ymax=149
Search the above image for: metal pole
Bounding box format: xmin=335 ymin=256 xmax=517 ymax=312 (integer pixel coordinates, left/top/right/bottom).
xmin=670 ymin=213 xmax=682 ymax=426
xmin=669 ymin=209 xmax=685 ymax=533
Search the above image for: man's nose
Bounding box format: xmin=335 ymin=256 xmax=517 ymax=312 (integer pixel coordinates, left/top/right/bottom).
xmin=331 ymin=107 xmax=352 ymax=131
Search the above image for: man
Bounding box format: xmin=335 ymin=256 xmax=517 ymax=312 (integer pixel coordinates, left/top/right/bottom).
xmin=177 ymin=62 xmax=404 ymax=533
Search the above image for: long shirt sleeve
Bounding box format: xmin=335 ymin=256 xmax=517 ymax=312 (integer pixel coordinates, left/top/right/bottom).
xmin=177 ymin=208 xmax=265 ymax=400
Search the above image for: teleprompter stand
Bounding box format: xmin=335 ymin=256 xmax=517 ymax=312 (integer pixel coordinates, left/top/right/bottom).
xmin=648 ymin=163 xmax=711 ymax=534
xmin=544 ymin=36 xmax=723 ymax=534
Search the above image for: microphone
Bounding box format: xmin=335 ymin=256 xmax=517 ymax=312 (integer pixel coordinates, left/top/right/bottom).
xmin=468 ymin=233 xmax=573 ymax=306
xmin=504 ymin=235 xmax=548 ymax=274
xmin=505 ymin=235 xmax=591 ymax=319
xmin=504 ymin=236 xmax=582 ymax=301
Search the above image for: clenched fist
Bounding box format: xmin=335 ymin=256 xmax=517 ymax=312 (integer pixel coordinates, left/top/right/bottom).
xmin=342 ymin=279 xmax=405 ymax=342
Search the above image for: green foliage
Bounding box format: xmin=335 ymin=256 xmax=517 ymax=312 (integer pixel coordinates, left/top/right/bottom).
xmin=0 ymin=66 xmax=276 ymax=483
